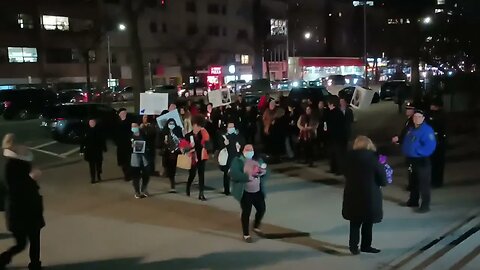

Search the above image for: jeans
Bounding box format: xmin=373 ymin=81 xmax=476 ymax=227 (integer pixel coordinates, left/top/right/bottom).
xmin=349 ymin=221 xmax=373 ymax=250
xmin=0 ymin=229 xmax=41 ymax=268
xmin=408 ymin=158 xmax=432 ymax=208
xmin=88 ymin=160 xmax=102 ymax=182
xmin=187 ymin=160 xmax=206 ymax=194
xmin=131 ymin=165 xmax=150 ymax=194
xmin=240 ymin=191 xmax=266 ymax=236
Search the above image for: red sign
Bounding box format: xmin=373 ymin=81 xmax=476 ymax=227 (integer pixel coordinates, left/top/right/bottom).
xmin=209 ymin=66 xmax=222 ymax=75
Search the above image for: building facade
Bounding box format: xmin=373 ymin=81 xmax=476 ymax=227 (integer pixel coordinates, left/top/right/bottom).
xmin=0 ymin=0 xmax=101 ymax=86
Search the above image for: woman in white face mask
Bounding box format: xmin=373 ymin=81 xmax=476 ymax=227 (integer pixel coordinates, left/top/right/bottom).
xmin=230 ymin=144 xmax=269 ymax=243
xmin=162 ymin=118 xmax=184 ymax=193
xmin=1 ymin=133 xmax=44 ymax=270
xmin=219 ymin=121 xmax=245 ymax=196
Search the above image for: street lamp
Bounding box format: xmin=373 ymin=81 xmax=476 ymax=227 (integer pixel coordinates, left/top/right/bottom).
xmin=423 ymin=17 xmax=432 ymax=24
xmin=108 ymin=23 xmax=126 ymax=81
xmin=304 ymin=32 xmax=312 ymax=40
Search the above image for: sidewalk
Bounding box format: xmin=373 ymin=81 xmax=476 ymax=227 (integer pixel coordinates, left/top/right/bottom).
xmin=0 ymin=146 xmax=477 ymax=269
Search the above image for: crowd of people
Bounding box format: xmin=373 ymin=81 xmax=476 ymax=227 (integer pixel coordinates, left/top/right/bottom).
xmin=0 ymin=92 xmax=448 ymax=268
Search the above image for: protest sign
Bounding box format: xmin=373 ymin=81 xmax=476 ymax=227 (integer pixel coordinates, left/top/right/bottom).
xmin=350 ymin=86 xmax=375 ymax=110
xmin=140 ymin=93 xmax=168 ymax=115
xmin=156 ymin=109 xmax=184 ymax=130
xmin=208 ymin=89 xmax=232 ymax=108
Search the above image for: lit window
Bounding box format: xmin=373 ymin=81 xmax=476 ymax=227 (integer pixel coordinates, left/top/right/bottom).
xmin=241 ymin=55 xmax=249 ymax=64
xmin=42 ymin=15 xmax=69 ymax=31
xmin=18 ymin=14 xmax=34 ymax=29
xmin=435 ymin=9 xmax=444 ymax=13
xmin=8 ymin=47 xmax=38 ymax=63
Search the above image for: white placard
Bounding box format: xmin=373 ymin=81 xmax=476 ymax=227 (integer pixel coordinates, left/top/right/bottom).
xmin=140 ymin=93 xmax=169 ymax=115
xmin=156 ymin=109 xmax=184 ymax=130
xmin=350 ymin=86 xmax=375 ymax=110
xmin=208 ymin=88 xmax=232 ymax=108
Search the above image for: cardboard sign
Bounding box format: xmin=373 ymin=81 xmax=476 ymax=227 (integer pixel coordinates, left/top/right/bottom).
xmin=156 ymin=109 xmax=184 ymax=130
xmin=350 ymin=86 xmax=375 ymax=110
xmin=208 ymin=89 xmax=232 ymax=108
xmin=140 ymin=93 xmax=168 ymax=115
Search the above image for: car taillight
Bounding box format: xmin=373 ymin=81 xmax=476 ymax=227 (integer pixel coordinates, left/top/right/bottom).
xmin=82 ymin=93 xmax=89 ymax=102
xmin=55 ymin=118 xmax=65 ymax=121
xmin=4 ymin=101 xmax=11 ymax=108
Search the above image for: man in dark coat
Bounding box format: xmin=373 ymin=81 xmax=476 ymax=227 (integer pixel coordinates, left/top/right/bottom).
xmin=342 ymin=137 xmax=387 ymax=255
xmin=80 ymin=119 xmax=107 ymax=183
xmin=427 ymin=98 xmax=447 ymax=188
xmin=325 ymin=96 xmax=347 ymax=175
xmin=115 ymin=108 xmax=132 ymax=181
xmin=218 ymin=120 xmax=245 ymax=195
xmin=1 ymin=146 xmax=44 ymax=270
xmin=340 ymin=97 xmax=354 ymax=141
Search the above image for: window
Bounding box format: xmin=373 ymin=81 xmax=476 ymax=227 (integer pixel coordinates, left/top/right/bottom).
xmin=18 ymin=14 xmax=34 ymax=29
xmin=42 ymin=15 xmax=69 ymax=31
xmin=221 ymin=5 xmax=227 ymax=15
xmin=186 ymin=1 xmax=196 ymax=12
xmin=162 ymin=23 xmax=167 ymax=33
xmin=149 ymin=22 xmax=157 ymax=33
xmin=241 ymin=55 xmax=249 ymax=65
xmin=187 ymin=23 xmax=198 ymax=35
xmin=208 ymin=25 xmax=220 ymax=36
xmin=207 ymin=4 xmax=220 ymax=14
xmin=237 ymin=29 xmax=248 ymax=39
xmin=8 ymin=47 xmax=38 ymax=63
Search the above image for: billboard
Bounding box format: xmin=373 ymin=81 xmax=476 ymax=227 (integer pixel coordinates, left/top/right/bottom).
xmin=270 ymin=19 xmax=287 ymax=36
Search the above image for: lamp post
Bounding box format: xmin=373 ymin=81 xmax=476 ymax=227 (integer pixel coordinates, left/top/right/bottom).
xmin=107 ymin=23 xmax=126 ymax=84
xmin=363 ymin=2 xmax=368 ymax=88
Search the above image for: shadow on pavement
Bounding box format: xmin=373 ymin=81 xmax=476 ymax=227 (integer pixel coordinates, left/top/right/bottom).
xmin=44 ymin=250 xmax=315 ymax=270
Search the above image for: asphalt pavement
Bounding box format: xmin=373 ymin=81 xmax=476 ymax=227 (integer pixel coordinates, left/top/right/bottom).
xmin=0 ymin=101 xmax=478 ymax=269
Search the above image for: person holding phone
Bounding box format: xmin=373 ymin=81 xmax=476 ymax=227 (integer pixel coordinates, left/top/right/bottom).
xmin=161 ymin=118 xmax=183 ymax=193
xmin=131 ymin=123 xmax=150 ymax=199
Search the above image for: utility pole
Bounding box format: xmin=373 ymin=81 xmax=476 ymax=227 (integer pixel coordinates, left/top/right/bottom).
xmin=363 ymin=1 xmax=369 ymax=88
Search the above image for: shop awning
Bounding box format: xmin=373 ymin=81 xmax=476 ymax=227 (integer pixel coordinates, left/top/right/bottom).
xmin=299 ymin=57 xmax=364 ymax=67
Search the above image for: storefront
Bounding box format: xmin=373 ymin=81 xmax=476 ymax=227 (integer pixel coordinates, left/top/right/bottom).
xmin=288 ymin=57 xmax=365 ymax=81
xmin=262 ymin=61 xmax=288 ymax=81
xmin=223 ymin=64 xmax=253 ymax=84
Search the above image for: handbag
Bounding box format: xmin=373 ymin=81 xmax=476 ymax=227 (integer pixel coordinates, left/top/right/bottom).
xmin=218 ymin=135 xmax=229 ymax=166
xmin=176 ymin=154 xmax=192 ymax=170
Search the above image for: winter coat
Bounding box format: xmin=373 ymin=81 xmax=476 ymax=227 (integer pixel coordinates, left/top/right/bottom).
xmin=230 ymin=156 xmax=270 ymax=202
xmin=80 ymin=127 xmax=107 ymax=162
xmin=342 ymin=150 xmax=387 ymax=224
xmin=325 ymin=107 xmax=347 ymax=144
xmin=3 ymin=149 xmax=45 ymax=232
xmin=182 ymin=129 xmax=210 ymax=165
xmin=219 ymin=132 xmax=245 ymax=170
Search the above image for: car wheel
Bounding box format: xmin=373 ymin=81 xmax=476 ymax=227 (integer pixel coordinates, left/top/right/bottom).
xmin=18 ymin=109 xmax=29 ymax=120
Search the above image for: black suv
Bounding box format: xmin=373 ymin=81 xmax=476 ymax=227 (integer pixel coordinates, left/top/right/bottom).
xmin=41 ymin=103 xmax=117 ymax=143
xmin=288 ymin=86 xmax=330 ymax=106
xmin=0 ymin=89 xmax=57 ymax=120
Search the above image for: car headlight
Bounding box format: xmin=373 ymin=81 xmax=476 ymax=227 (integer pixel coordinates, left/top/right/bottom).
xmin=345 ymin=79 xmax=351 ymax=84
xmin=327 ymin=80 xmax=333 ymax=86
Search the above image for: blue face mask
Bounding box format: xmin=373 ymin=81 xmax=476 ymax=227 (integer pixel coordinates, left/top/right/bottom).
xmin=227 ymin=127 xmax=236 ymax=134
xmin=244 ymin=151 xmax=254 ymax=160
xmin=168 ymin=124 xmax=175 ymax=130
xmin=131 ymin=127 xmax=139 ymax=134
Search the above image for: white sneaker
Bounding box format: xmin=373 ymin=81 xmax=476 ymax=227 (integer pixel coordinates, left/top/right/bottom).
xmin=243 ymin=235 xmax=253 ymax=243
xmin=142 ymin=192 xmax=150 ymax=198
xmin=253 ymin=228 xmax=263 ymax=235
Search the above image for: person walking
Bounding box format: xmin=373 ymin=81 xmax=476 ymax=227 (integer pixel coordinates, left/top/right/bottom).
xmin=219 ymin=121 xmax=245 ymax=195
xmin=179 ymin=107 xmax=193 ymax=135
xmin=325 ymin=96 xmax=347 ymax=175
xmin=182 ymin=115 xmax=210 ymax=201
xmin=316 ymin=100 xmax=328 ymax=160
xmin=230 ymin=144 xmax=269 ymax=243
xmin=343 ymin=136 xmax=387 ymax=255
xmin=427 ymin=98 xmax=447 ymax=188
xmin=262 ymin=100 xmax=277 ymax=157
xmin=1 ymin=134 xmax=44 ymax=270
xmin=130 ymin=123 xmax=150 ymax=199
xmin=244 ymin=104 xmax=258 ymax=145
xmin=297 ymin=105 xmax=318 ymax=166
xmin=80 ymin=119 xmax=107 ymax=184
xmin=285 ymin=103 xmax=301 ymax=159
xmin=161 ymin=118 xmax=183 ymax=193
xmin=401 ymin=110 xmax=437 ymax=213
xmin=140 ymin=115 xmax=159 ymax=176
xmin=115 ymin=108 xmax=133 ymax=181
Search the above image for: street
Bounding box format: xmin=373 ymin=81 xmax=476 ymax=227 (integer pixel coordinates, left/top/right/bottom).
xmin=0 ymin=101 xmax=479 ymax=269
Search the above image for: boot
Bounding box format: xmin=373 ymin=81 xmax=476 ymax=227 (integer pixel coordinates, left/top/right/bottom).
xmin=186 ymin=185 xmax=191 ymax=197
xmin=198 ymin=191 xmax=207 ymax=201
xmin=28 ymin=261 xmax=42 ymax=270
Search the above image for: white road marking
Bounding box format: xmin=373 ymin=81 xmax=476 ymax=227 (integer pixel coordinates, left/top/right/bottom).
xmin=31 ymin=141 xmax=58 ymax=149
xmin=59 ymin=147 xmax=80 ymax=158
xmin=29 ymin=148 xmax=65 ymax=159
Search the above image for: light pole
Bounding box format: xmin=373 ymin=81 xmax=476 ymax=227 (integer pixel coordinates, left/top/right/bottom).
xmin=107 ymin=23 xmax=126 ymax=83
xmin=363 ymin=2 xmax=368 ymax=87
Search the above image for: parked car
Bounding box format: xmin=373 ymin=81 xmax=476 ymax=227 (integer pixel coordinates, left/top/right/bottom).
xmin=287 ymin=86 xmax=330 ymax=106
xmin=57 ymin=89 xmax=88 ymax=104
xmin=178 ymin=82 xmax=208 ymax=98
xmin=41 ymin=103 xmax=117 ymax=143
xmin=225 ymin=80 xmax=247 ymax=93
xmin=272 ymin=79 xmax=292 ymax=91
xmin=113 ymin=86 xmax=134 ymax=101
xmin=339 ymin=86 xmax=380 ymax=105
xmin=241 ymin=79 xmax=273 ymax=95
xmin=0 ymin=89 xmax=57 ymax=120
xmin=146 ymin=85 xmax=180 ymax=104
xmin=243 ymin=95 xmax=261 ymax=107
xmin=91 ymin=88 xmax=114 ymax=103
xmin=345 ymin=74 xmax=365 ymax=86
xmin=325 ymin=75 xmax=347 ymax=96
